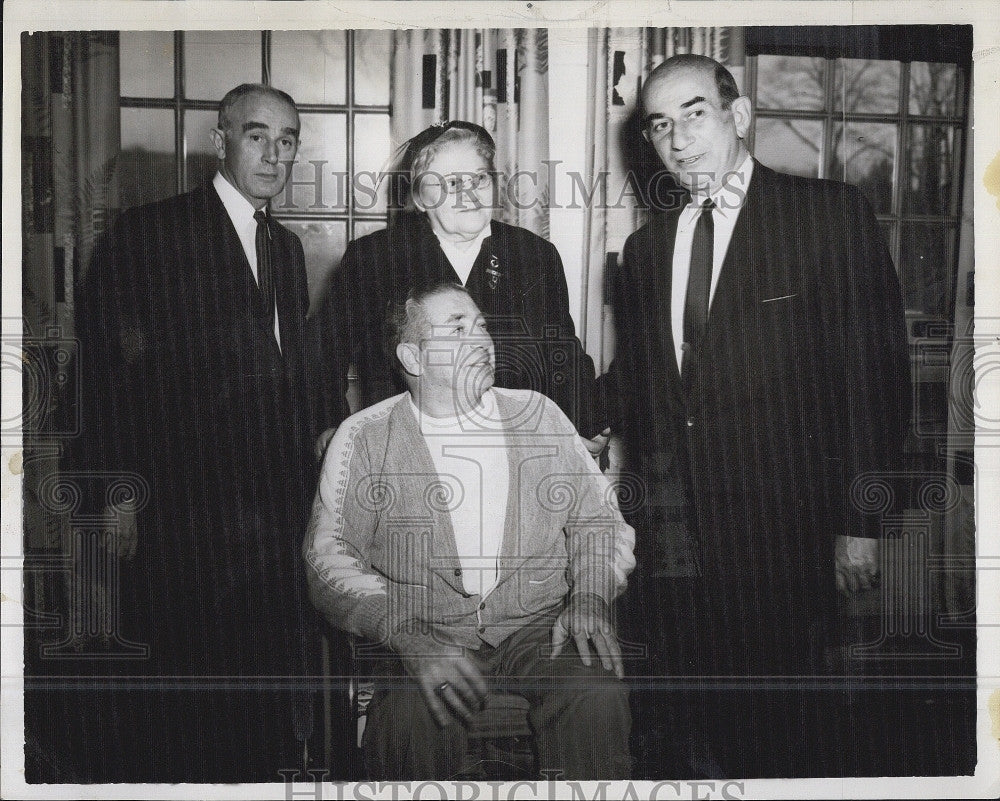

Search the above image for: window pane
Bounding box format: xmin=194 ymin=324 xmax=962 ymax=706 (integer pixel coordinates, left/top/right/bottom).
xmin=273 ymin=113 xmax=348 ymax=213
xmin=829 ymin=122 xmax=896 ymax=214
xmin=909 ymin=62 xmax=959 ymax=117
xmin=905 ymin=124 xmax=959 ymax=216
xmin=354 ymin=30 xmax=392 ymax=106
xmin=279 ymin=219 xmax=348 ymax=311
xmin=900 ymin=223 xmax=956 ymax=318
xmin=270 ymin=30 xmax=346 ymax=105
xmin=354 ymin=114 xmax=391 ymax=214
xmin=755 ymin=55 xmax=825 ymax=111
xmin=833 ymin=59 xmax=900 ymax=114
xmin=184 ymin=31 xmax=261 ymax=101
xmin=120 ymin=108 xmax=176 ymax=210
xmin=120 ymin=31 xmax=174 ymax=97
xmin=753 ymin=118 xmax=822 ymax=178
xmin=184 ymin=109 xmax=219 ymax=193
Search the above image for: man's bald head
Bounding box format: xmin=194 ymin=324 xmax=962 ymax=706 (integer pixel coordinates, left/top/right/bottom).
xmin=642 ymin=54 xmax=742 ymax=113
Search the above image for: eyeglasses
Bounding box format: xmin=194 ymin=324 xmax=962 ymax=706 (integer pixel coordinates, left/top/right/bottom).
xmin=419 ymin=170 xmax=494 ymax=195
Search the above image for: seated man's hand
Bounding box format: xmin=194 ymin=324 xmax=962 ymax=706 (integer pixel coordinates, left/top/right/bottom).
xmin=581 ymin=428 xmax=611 ymax=459
xmin=394 ymin=634 xmax=488 ymax=728
xmin=315 ymin=426 xmax=337 ymax=463
xmin=835 ymin=534 xmax=879 ymax=594
xmin=550 ymin=592 xmax=623 ymax=679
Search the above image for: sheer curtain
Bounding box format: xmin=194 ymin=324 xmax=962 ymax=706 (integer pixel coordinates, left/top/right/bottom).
xmin=21 ymin=34 xmax=121 ymax=775
xmin=581 ymin=27 xmax=743 ymax=373
xmin=391 ymin=28 xmax=550 ymax=236
xmin=22 ymin=32 xmax=120 ymax=340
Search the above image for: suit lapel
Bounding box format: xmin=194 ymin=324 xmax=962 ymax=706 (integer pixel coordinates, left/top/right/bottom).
xmin=713 ymin=162 xmax=764 ymax=315
xmin=204 ymin=184 xmax=285 ymax=358
xmin=644 ymin=211 xmax=684 ymax=404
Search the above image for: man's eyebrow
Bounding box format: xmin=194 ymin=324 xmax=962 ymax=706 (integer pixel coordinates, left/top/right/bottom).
xmin=680 ymin=95 xmax=707 ymax=109
xmin=444 ymin=312 xmax=467 ymax=324
xmin=241 ymin=121 xmax=300 ymax=137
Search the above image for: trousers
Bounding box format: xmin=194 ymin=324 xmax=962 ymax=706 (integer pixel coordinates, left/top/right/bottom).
xmin=362 ymin=610 xmax=632 ymax=779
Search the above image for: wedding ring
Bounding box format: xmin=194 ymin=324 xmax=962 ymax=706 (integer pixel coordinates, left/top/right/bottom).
xmin=434 ymin=681 xmax=451 ymax=695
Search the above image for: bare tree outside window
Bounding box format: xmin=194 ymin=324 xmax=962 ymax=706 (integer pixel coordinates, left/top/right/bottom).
xmin=749 ymin=54 xmax=966 ymax=321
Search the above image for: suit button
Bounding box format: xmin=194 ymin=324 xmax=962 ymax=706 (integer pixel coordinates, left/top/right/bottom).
xmin=479 ymin=601 xmax=486 ymax=610
xmin=687 ymin=417 xmax=695 ymax=427
xmin=477 ymin=625 xmax=486 ymax=634
xmin=454 ymin=568 xmax=462 ymax=577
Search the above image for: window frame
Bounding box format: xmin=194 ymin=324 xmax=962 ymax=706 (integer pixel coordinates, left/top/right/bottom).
xmin=744 ymin=54 xmax=969 ymax=326
xmin=118 ymin=29 xmax=391 ymax=242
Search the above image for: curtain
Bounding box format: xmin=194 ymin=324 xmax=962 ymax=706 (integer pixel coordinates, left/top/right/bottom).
xmin=22 ymin=32 xmax=120 ymax=340
xmin=20 ymin=32 xmax=120 ymax=689
xmin=390 ymin=28 xmax=550 ymax=236
xmin=942 ymin=81 xmax=976 ymax=619
xmin=581 ymin=27 xmax=743 ymax=373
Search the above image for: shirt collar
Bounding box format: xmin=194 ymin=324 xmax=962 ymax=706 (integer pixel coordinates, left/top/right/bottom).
xmin=213 ymin=171 xmax=259 ymax=228
xmin=683 ymin=153 xmax=754 ymax=222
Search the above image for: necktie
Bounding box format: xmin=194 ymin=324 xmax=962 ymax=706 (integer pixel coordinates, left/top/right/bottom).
xmin=681 ymin=198 xmax=715 ymax=378
xmin=254 ymin=209 xmax=275 ymax=332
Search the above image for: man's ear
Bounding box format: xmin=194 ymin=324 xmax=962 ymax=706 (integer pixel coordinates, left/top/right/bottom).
xmin=210 ymin=126 xmax=227 ymax=160
xmin=731 ymin=96 xmax=753 ymax=140
xmin=396 ymin=342 xmax=422 ymax=377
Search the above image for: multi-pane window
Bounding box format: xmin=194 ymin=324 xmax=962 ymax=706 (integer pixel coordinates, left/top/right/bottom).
xmin=118 ymin=30 xmax=393 ymax=306
xmin=746 ymin=55 xmax=967 ymax=324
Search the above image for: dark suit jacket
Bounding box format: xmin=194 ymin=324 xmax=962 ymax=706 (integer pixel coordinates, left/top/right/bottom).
xmin=327 ymin=211 xmax=599 ymax=434
xmin=605 ymin=162 xmax=911 ymax=674
xmin=75 ymin=183 xmax=348 ymax=679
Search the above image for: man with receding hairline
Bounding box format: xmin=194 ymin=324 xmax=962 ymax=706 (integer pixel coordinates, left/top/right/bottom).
xmin=74 ymin=83 xmax=348 ymax=781
xmin=603 ymin=54 xmax=910 ymax=776
xmin=305 ymin=281 xmax=635 ymax=779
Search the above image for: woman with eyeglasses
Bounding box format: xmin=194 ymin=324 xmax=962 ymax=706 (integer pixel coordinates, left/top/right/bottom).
xmin=326 ymin=121 xmax=605 ymax=441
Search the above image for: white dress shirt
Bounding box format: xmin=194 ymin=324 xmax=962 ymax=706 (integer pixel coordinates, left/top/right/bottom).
xmin=411 ymin=389 xmax=509 ymax=598
xmin=432 ymin=223 xmax=492 ymax=285
xmin=670 ymin=154 xmax=754 ymax=370
xmin=213 ymin=172 xmax=281 ymax=348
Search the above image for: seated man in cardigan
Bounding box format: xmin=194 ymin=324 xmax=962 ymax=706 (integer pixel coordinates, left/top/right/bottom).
xmin=303 ymin=281 xmax=635 ymax=779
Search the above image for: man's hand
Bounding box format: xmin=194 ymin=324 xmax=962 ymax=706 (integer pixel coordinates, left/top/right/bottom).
xmin=107 ymin=503 xmax=137 ymax=561
xmin=315 ymin=426 xmax=337 ymax=463
xmin=550 ymin=593 xmax=623 ymax=678
xmin=396 ymin=640 xmax=488 ymax=728
xmin=835 ymin=534 xmax=879 ymax=594
xmin=582 ymin=428 xmax=611 ymax=459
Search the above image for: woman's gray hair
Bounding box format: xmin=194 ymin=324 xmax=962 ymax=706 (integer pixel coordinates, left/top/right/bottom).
xmin=409 ymin=124 xmax=496 ymax=190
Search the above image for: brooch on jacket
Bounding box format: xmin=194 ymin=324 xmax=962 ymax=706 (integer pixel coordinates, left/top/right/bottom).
xmin=486 ymin=254 xmax=502 ymax=290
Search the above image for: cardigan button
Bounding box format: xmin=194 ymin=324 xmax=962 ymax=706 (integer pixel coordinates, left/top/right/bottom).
xmin=479 ymin=601 xmax=486 ymax=611
xmin=477 ymin=625 xmax=486 ymax=634
xmin=454 ymin=568 xmax=462 ymax=577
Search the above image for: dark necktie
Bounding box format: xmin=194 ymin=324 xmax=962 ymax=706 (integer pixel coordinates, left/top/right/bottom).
xmin=254 ymin=209 xmax=275 ymax=332
xmin=681 ymin=198 xmax=715 ymax=378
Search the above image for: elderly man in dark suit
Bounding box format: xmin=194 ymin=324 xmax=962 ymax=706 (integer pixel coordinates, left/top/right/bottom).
xmin=604 ymin=54 xmax=910 ymax=777
xmin=74 ymin=83 xmax=348 ymax=782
